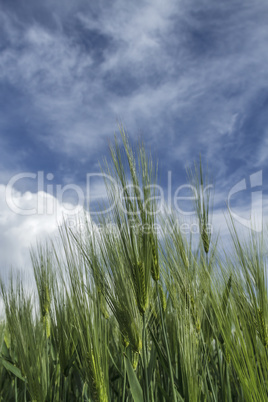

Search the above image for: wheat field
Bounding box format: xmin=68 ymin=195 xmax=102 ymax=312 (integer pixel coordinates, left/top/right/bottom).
xmin=0 ymin=128 xmax=268 ymax=401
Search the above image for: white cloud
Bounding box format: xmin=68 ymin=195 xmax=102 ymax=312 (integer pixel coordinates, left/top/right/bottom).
xmin=0 ymin=184 xmax=86 ymax=277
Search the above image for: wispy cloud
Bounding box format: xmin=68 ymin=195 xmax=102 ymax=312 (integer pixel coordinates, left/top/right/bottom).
xmin=1 ymin=1 xmax=268 ymax=169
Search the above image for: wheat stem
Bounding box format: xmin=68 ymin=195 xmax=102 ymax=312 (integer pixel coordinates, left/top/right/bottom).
xmin=142 ymin=313 xmax=150 ymax=402
xmin=156 ymin=281 xmax=177 ymax=401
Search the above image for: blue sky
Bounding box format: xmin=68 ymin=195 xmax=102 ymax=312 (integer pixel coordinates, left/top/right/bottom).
xmin=0 ymin=0 xmax=268 ymax=274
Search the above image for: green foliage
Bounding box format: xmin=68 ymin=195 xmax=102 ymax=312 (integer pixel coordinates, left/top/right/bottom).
xmin=1 ymin=127 xmax=268 ymax=401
